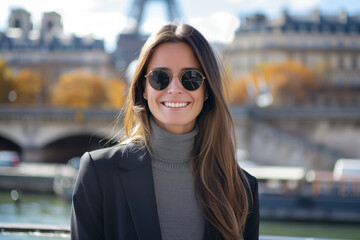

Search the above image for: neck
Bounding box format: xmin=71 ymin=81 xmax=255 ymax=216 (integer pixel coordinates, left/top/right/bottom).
xmin=149 ymin=117 xmax=198 ymax=163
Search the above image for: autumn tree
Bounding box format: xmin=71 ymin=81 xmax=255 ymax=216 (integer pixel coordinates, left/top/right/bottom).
xmin=227 ymin=77 xmax=249 ymax=104
xmin=228 ymin=61 xmax=320 ymax=106
xmin=106 ymin=78 xmax=127 ymax=108
xmin=12 ymin=69 xmax=44 ymax=105
xmin=51 ymin=70 xmax=108 ymax=108
xmin=0 ymin=59 xmax=14 ymax=103
xmin=262 ymin=61 xmax=319 ymax=104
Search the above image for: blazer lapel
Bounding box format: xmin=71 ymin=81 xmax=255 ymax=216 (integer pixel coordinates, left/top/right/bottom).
xmin=118 ymin=147 xmax=162 ymax=240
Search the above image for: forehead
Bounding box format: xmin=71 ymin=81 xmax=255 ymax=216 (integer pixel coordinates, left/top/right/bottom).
xmin=147 ymin=42 xmax=201 ymax=72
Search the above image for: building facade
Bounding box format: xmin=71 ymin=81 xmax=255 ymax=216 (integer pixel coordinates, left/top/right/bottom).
xmin=223 ymin=10 xmax=360 ymax=90
xmin=0 ymin=9 xmax=115 ymax=91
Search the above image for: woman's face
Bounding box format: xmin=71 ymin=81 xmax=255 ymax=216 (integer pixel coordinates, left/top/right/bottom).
xmin=144 ymin=42 xmax=206 ymax=134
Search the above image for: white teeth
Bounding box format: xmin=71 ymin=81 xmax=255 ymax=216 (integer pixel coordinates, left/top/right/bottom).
xmin=164 ymin=102 xmax=188 ymax=108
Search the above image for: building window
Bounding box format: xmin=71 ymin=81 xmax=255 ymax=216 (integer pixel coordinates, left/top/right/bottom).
xmin=312 ymin=40 xmax=318 ymax=48
xmin=299 ymin=40 xmax=307 ymax=49
xmin=273 ymin=27 xmax=282 ymax=34
xmin=352 ymin=56 xmax=357 ymax=70
xmin=323 ymin=40 xmax=331 ymax=49
xmin=47 ymin=21 xmax=53 ymax=30
xmin=311 ymin=25 xmax=319 ymax=33
xmin=350 ymin=74 xmax=359 ymax=86
xmin=336 ymin=26 xmax=344 ymax=34
xmin=322 ymin=25 xmax=330 ymax=33
xmin=337 ymin=40 xmax=344 ymax=49
xmin=338 ymin=55 xmax=344 ymax=69
xmin=350 ymin=41 xmax=357 ymax=49
xmin=336 ymin=74 xmax=345 ymax=86
xmin=14 ymin=19 xmax=21 ymax=28
xmin=344 ymin=55 xmax=352 ymax=70
xmin=299 ymin=25 xmax=307 ymax=33
xmin=350 ymin=26 xmax=358 ymax=34
xmin=286 ymin=25 xmax=294 ymax=32
xmin=287 ymin=40 xmax=294 ymax=48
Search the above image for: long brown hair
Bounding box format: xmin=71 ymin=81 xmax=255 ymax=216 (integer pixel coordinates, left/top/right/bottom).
xmin=122 ymin=23 xmax=249 ymax=240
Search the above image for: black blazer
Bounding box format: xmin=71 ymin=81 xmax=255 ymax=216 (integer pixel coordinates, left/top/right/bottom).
xmin=71 ymin=143 xmax=259 ymax=240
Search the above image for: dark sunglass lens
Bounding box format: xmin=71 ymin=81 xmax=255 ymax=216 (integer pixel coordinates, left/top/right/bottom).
xmin=148 ymin=70 xmax=170 ymax=90
xmin=181 ymin=70 xmax=203 ymax=91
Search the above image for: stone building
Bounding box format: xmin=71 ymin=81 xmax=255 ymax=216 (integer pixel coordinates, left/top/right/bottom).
xmin=8 ymin=8 xmax=32 ymax=37
xmin=0 ymin=9 xmax=116 ymax=95
xmin=222 ymin=10 xmax=360 ymax=106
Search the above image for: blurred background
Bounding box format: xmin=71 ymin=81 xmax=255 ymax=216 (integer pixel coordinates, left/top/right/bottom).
xmin=0 ymin=0 xmax=360 ymax=239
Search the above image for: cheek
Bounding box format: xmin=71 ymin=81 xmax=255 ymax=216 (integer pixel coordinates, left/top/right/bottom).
xmin=192 ymin=92 xmax=205 ymax=111
xmin=144 ymin=82 xmax=161 ymax=104
xmin=144 ymin=81 xmax=154 ymax=100
xmin=196 ymin=86 xmax=206 ymax=102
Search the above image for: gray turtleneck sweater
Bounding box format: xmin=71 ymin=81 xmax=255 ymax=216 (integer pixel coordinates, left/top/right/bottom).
xmin=150 ymin=118 xmax=205 ymax=240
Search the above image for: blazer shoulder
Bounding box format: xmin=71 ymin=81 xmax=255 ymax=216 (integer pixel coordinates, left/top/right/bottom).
xmin=242 ymin=169 xmax=257 ymax=187
xmin=85 ymin=141 xmax=149 ymax=170
xmin=239 ymin=168 xmax=258 ymax=202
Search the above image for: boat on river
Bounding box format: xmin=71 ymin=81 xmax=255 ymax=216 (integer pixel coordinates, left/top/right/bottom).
xmin=243 ymin=159 xmax=360 ymax=223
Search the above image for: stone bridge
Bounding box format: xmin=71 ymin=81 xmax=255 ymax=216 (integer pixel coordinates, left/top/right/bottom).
xmin=0 ymin=107 xmax=122 ymax=163
xmin=0 ymin=106 xmax=359 ymax=170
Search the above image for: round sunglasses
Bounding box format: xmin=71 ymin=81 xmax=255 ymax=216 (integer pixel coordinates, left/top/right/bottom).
xmin=145 ymin=69 xmax=205 ymax=91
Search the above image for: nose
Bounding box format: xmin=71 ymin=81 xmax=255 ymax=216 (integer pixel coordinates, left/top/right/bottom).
xmin=167 ymin=75 xmax=184 ymax=94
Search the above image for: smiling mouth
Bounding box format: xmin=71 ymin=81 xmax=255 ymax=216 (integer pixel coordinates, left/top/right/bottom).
xmin=163 ymin=102 xmax=189 ymax=108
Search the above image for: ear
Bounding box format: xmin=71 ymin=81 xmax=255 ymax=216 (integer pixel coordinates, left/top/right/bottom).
xmin=204 ymin=89 xmax=208 ymax=101
xmin=143 ymin=91 xmax=148 ymax=100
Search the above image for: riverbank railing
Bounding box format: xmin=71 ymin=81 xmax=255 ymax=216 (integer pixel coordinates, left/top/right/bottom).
xmin=0 ymin=222 xmax=349 ymax=240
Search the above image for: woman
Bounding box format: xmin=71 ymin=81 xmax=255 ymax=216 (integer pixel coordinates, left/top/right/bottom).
xmin=71 ymin=24 xmax=259 ymax=240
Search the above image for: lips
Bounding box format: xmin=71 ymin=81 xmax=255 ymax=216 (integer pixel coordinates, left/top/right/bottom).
xmin=163 ymin=102 xmax=189 ymax=108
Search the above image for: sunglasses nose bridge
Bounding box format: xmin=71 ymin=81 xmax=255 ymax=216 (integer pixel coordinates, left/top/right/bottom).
xmin=170 ymin=74 xmax=180 ymax=79
xmin=167 ymin=73 xmax=184 ymax=92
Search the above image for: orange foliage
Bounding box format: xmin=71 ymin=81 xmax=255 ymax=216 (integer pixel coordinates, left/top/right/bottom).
xmin=0 ymin=59 xmax=14 ymax=103
xmin=106 ymin=78 xmax=127 ymax=109
xmin=12 ymin=69 xmax=43 ymax=105
xmin=227 ymin=77 xmax=248 ymax=104
xmin=229 ymin=61 xmax=320 ymax=106
xmin=51 ymin=70 xmax=128 ymax=109
xmin=262 ymin=61 xmax=319 ymax=101
xmin=51 ymin=70 xmax=107 ymax=108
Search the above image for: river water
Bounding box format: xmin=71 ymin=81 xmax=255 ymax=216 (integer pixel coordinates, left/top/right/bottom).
xmin=0 ymin=191 xmax=359 ymax=240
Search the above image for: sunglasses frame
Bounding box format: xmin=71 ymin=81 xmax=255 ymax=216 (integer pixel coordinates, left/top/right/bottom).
xmin=145 ymin=69 xmax=206 ymax=91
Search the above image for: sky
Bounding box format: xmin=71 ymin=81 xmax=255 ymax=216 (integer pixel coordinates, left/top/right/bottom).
xmin=1 ymin=0 xmax=360 ymax=52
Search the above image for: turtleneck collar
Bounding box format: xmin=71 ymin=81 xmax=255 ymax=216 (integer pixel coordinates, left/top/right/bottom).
xmin=149 ymin=117 xmax=198 ymax=163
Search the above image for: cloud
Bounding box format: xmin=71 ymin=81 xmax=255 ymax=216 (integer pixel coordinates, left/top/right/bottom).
xmin=285 ymin=0 xmax=322 ymax=11
xmin=222 ymin=0 xmax=246 ymax=3
xmin=189 ymin=11 xmax=240 ymax=43
xmin=63 ymin=11 xmax=128 ymax=52
xmin=141 ymin=17 xmax=167 ymax=34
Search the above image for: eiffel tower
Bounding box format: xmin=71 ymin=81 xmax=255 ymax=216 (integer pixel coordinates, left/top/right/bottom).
xmin=128 ymin=0 xmax=181 ymax=34
xmin=113 ymin=0 xmax=182 ymax=73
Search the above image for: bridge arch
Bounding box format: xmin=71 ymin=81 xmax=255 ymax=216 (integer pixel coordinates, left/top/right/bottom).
xmin=42 ymin=134 xmax=116 ymax=163
xmin=0 ymin=134 xmax=22 ymax=153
